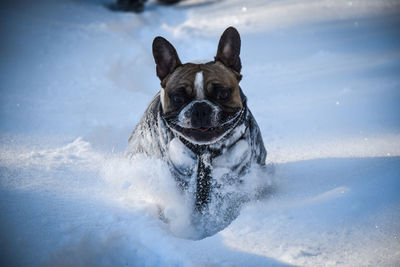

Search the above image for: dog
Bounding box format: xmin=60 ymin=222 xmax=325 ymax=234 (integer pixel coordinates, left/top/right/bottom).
xmin=127 ymin=27 xmax=267 ymax=219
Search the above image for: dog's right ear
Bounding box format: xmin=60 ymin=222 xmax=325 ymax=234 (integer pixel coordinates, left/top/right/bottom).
xmin=152 ymin=37 xmax=182 ymax=83
xmin=215 ymin=26 xmax=242 ymax=74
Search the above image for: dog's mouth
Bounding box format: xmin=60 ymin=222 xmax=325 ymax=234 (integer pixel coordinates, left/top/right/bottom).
xmin=198 ymin=127 xmax=211 ymax=132
xmin=165 ymin=109 xmax=244 ymax=144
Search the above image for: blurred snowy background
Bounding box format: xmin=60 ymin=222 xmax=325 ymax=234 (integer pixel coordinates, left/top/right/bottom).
xmin=1 ymin=0 xmax=399 ymax=266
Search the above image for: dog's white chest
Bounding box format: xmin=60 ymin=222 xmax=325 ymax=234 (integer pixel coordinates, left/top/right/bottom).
xmin=167 ymin=135 xmax=251 ymax=183
xmin=167 ymin=137 xmax=196 ymax=171
xmin=213 ymin=139 xmax=250 ymax=169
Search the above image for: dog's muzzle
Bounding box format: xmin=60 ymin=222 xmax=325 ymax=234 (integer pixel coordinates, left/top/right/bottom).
xmin=164 ymin=100 xmax=245 ymax=144
xmin=190 ymin=101 xmax=213 ymax=129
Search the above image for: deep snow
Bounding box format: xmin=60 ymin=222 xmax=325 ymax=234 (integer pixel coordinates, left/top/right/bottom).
xmin=1 ymin=0 xmax=400 ymax=266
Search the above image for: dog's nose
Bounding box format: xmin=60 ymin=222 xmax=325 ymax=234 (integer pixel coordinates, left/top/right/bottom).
xmin=191 ymin=102 xmax=213 ymax=129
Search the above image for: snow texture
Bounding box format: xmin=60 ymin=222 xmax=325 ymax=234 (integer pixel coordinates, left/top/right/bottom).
xmin=1 ymin=0 xmax=400 ymax=266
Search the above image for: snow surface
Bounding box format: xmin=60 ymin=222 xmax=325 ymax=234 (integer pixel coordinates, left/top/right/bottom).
xmin=1 ymin=0 xmax=400 ymax=266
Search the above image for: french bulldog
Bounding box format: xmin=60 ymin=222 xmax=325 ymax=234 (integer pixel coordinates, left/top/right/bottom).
xmin=127 ymin=27 xmax=267 ymax=221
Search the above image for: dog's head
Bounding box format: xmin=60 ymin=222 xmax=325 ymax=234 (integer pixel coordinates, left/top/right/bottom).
xmin=153 ymin=27 xmax=245 ymax=144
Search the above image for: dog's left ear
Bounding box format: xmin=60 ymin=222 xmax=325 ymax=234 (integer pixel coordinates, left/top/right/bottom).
xmin=215 ymin=26 xmax=242 ymax=74
xmin=153 ymin=36 xmax=182 ymax=84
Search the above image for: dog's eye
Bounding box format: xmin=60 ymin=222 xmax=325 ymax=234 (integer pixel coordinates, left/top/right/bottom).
xmin=171 ymin=93 xmax=185 ymax=106
xmin=216 ymin=88 xmax=231 ymax=102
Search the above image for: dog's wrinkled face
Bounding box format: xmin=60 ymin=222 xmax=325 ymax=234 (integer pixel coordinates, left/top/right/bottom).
xmin=161 ymin=62 xmax=243 ymax=143
xmin=153 ymin=27 xmax=244 ymax=144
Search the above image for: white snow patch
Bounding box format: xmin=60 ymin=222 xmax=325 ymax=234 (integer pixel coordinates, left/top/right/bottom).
xmin=168 ymin=137 xmax=196 ymax=169
xmin=213 ymin=139 xmax=250 ymax=168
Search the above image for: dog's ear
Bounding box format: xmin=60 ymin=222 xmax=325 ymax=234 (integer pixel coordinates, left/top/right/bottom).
xmin=152 ymin=37 xmax=182 ymax=83
xmin=215 ymin=26 xmax=242 ymax=73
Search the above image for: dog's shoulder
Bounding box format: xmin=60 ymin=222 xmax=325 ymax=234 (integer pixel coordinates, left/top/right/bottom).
xmin=246 ymin=109 xmax=267 ymax=165
xmin=127 ymin=93 xmax=164 ymax=157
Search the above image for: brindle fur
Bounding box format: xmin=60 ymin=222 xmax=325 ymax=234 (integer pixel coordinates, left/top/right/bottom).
xmin=162 ymin=62 xmax=243 ymax=115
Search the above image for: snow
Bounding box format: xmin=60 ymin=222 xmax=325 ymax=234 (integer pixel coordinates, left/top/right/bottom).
xmin=1 ymin=0 xmax=400 ymax=266
xmin=168 ymin=137 xmax=196 ymax=168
